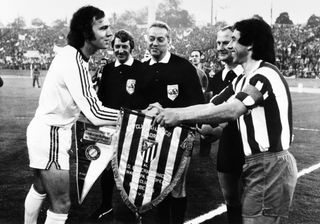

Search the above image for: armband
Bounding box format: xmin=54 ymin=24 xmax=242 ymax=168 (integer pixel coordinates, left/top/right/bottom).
xmin=235 ymin=92 xmax=255 ymax=108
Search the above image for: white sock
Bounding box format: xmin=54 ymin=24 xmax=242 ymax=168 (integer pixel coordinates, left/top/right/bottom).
xmin=44 ymin=210 xmax=68 ymax=224
xmin=24 ymin=184 xmax=47 ymax=224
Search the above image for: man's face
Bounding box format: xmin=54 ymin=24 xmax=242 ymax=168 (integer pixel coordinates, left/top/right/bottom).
xmin=89 ymin=17 xmax=113 ymax=50
xmin=113 ymin=38 xmax=131 ymax=64
xmin=147 ymin=27 xmax=170 ymax=61
xmin=216 ymin=29 xmax=233 ymax=63
xmin=228 ymin=29 xmax=249 ymax=65
xmin=190 ymin=51 xmax=201 ymax=66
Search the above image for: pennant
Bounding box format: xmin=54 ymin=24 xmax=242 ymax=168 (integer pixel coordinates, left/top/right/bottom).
xmin=75 ymin=116 xmax=118 ymax=204
xmin=112 ymin=108 xmax=195 ymax=215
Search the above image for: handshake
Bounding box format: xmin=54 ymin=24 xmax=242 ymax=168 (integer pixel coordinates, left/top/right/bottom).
xmin=141 ymin=103 xmax=224 ymax=143
xmin=141 ymin=102 xmax=164 ymax=117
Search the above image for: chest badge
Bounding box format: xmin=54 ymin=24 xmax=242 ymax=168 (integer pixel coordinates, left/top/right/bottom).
xmin=126 ymin=79 xmax=136 ymax=95
xmin=167 ymin=84 xmax=179 ymax=101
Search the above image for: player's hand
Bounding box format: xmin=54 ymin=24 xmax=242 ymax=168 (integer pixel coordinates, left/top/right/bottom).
xmin=197 ymin=124 xmax=223 ymax=142
xmin=147 ymin=102 xmax=163 ymax=112
xmin=154 ymin=108 xmax=181 ymax=127
xmin=142 ymin=106 xmax=161 ymax=117
xmin=141 ymin=102 xmax=163 ymax=117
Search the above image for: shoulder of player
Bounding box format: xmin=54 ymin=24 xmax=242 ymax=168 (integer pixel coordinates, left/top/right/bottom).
xmin=253 ymin=62 xmax=280 ymax=78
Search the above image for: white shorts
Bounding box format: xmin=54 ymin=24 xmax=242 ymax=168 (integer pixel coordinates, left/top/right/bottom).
xmin=27 ymin=118 xmax=72 ymax=170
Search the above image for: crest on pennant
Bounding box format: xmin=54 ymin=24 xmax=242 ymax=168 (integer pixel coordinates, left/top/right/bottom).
xmin=141 ymin=139 xmax=158 ymax=163
xmin=167 ymin=84 xmax=179 ymax=101
xmin=112 ymin=108 xmax=195 ymax=215
xmin=126 ymin=79 xmax=136 ymax=95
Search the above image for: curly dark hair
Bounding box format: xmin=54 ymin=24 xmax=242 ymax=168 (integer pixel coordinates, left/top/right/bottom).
xmin=233 ymin=18 xmax=275 ymax=64
xmin=67 ymin=5 xmax=105 ymax=49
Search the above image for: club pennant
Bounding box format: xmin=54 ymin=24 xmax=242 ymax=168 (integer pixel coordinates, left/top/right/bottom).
xmin=112 ymin=108 xmax=195 ymax=215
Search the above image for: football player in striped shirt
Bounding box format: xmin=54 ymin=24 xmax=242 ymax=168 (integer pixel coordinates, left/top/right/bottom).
xmin=155 ymin=18 xmax=298 ymax=224
xmin=24 ymin=6 xmax=119 ymax=224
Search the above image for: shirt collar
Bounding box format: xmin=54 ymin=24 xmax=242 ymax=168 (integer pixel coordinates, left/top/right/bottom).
xmin=222 ymin=64 xmax=243 ymax=81
xmin=114 ymin=55 xmax=134 ymax=67
xmin=149 ymin=51 xmax=171 ymax=65
xmin=77 ymin=48 xmax=90 ymax=62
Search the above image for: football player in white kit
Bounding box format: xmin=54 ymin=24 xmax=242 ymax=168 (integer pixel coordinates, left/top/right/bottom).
xmin=24 ymin=6 xmax=119 ymax=224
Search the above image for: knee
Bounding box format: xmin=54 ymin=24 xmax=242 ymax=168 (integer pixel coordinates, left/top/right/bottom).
xmin=51 ymin=195 xmax=71 ymax=213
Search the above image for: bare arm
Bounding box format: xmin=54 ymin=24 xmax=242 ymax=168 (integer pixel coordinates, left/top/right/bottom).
xmin=155 ymin=98 xmax=247 ymax=127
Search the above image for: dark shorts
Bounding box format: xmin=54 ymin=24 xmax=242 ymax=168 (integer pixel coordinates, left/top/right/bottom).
xmin=242 ymin=150 xmax=298 ymax=218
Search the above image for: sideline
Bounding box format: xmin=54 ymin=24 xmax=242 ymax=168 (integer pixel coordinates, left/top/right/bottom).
xmin=294 ymin=127 xmax=320 ymax=132
xmin=184 ymin=161 xmax=320 ymax=224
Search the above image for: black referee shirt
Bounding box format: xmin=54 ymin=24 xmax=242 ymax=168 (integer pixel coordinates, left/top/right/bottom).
xmin=97 ymin=59 xmax=148 ymax=110
xmin=142 ymin=53 xmax=205 ymax=108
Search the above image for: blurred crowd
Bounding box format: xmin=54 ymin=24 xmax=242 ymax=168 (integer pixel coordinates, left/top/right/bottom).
xmin=1 ymin=23 xmax=320 ymax=78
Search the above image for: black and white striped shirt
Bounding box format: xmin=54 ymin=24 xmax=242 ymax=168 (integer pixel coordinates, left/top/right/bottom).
xmin=212 ymin=60 xmax=292 ymax=156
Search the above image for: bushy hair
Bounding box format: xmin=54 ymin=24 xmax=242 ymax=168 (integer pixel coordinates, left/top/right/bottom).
xmin=233 ymin=18 xmax=275 ymax=64
xmin=111 ymin=29 xmax=135 ymax=51
xmin=67 ymin=5 xmax=105 ymax=49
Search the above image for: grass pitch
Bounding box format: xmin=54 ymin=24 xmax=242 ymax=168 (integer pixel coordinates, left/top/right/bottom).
xmin=0 ymin=70 xmax=320 ymax=224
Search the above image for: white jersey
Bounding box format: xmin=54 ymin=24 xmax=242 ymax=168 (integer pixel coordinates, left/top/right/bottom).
xmin=33 ymin=45 xmax=119 ymax=129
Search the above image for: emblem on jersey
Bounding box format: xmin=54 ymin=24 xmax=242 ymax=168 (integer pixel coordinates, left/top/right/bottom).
xmin=85 ymin=145 xmax=101 ymax=160
xmin=141 ymin=139 xmax=158 ymax=163
xmin=126 ymin=79 xmax=136 ymax=95
xmin=167 ymin=84 xmax=179 ymax=101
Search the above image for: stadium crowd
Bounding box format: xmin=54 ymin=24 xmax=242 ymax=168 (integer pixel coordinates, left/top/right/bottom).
xmin=1 ymin=23 xmax=320 ymax=78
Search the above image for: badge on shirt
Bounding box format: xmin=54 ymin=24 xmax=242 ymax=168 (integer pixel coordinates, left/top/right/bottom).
xmin=167 ymin=84 xmax=179 ymax=101
xmin=126 ymin=79 xmax=136 ymax=95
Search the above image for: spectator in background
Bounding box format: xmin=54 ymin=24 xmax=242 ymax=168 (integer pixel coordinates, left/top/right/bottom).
xmin=190 ymin=50 xmax=208 ymax=93
xmin=32 ymin=64 xmax=41 ymax=88
xmin=189 ymin=49 xmax=212 ymax=157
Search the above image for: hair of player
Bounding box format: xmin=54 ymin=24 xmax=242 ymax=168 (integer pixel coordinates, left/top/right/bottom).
xmin=233 ymin=18 xmax=275 ymax=64
xmin=148 ymin=21 xmax=171 ymax=38
xmin=111 ymin=29 xmax=135 ymax=52
xmin=67 ymin=5 xmax=105 ymax=49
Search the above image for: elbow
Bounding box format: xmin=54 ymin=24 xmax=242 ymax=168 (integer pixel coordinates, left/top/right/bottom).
xmin=227 ymin=110 xmax=239 ymax=121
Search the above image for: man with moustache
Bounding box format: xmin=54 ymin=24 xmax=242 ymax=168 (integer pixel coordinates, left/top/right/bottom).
xmin=89 ymin=29 xmax=148 ymax=221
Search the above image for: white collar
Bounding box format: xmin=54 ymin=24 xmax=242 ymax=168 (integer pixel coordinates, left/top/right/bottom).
xmin=114 ymin=55 xmax=134 ymax=67
xmin=222 ymin=64 xmax=243 ymax=81
xmin=149 ymin=51 xmax=171 ymax=65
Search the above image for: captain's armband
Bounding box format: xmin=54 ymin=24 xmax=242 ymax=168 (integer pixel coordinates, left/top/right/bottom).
xmin=235 ymin=92 xmax=255 ymax=109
